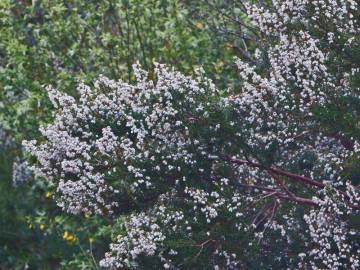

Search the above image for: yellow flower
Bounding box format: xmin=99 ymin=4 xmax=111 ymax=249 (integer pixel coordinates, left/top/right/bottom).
xmin=28 ymin=223 xmax=33 ymax=229
xmin=63 ymin=231 xmax=69 ymax=240
xmin=45 ymin=191 xmax=53 ymax=198
xmin=63 ymin=231 xmax=76 ymax=243
xmin=39 ymin=224 xmax=45 ymax=230
xmin=67 ymin=235 xmax=75 ymax=242
xmin=196 ymin=22 xmax=204 ymax=30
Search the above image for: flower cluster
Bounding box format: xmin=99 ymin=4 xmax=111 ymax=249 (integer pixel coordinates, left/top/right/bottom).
xmin=12 ymin=158 xmax=33 ymax=186
xmin=100 ymin=213 xmax=165 ymax=269
xmin=23 ymin=63 xmax=217 ymax=216
xmin=100 ymin=179 xmax=247 ymax=269
xmin=303 ymin=186 xmax=360 ymax=269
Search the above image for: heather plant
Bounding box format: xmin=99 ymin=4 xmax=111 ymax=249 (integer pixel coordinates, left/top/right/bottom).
xmin=5 ymin=0 xmax=360 ymax=269
xmin=25 ymin=0 xmax=360 ymax=266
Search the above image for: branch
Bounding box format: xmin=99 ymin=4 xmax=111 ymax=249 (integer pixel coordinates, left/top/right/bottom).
xmin=227 ymin=43 xmax=256 ymax=64
xmin=269 ymin=172 xmax=297 ymax=200
xmin=226 ymin=156 xmax=325 ymax=188
xmin=237 ymin=183 xmax=319 ymax=206
xmin=236 ymin=182 xmax=278 ymax=193
xmin=275 ymin=193 xmax=319 ymax=206
xmin=223 ymin=156 xmax=360 ymax=209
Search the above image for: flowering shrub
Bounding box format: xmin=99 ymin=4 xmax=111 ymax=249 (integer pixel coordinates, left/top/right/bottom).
xmin=24 ymin=0 xmax=360 ymax=269
xmin=24 ymin=64 xmax=217 ymax=216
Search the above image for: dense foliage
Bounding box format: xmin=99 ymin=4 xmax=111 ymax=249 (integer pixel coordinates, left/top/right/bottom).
xmin=1 ymin=0 xmax=360 ymax=269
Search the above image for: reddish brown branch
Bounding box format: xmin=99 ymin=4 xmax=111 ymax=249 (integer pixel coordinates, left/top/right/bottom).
xmin=275 ymin=193 xmax=319 ymax=206
xmin=226 ymin=157 xmax=360 ymax=209
xmin=237 ymin=183 xmax=278 ymax=193
xmin=238 ymin=183 xmax=319 ymax=206
xmin=269 ymin=172 xmax=297 ymax=200
xmin=226 ymin=157 xmax=325 ymax=188
xmin=268 ymin=166 xmax=324 ymax=188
